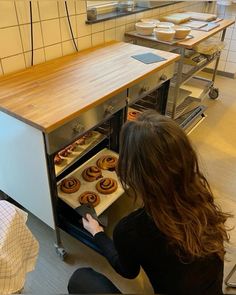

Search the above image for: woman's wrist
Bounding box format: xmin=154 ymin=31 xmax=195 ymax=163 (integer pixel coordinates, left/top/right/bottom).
xmin=92 ymin=226 xmax=104 ymax=237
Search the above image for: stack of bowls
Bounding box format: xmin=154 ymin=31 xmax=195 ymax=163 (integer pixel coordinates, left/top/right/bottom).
xmin=154 ymin=22 xmax=175 ymax=42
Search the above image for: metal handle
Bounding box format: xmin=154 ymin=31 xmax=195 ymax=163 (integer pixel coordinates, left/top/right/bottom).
xmin=72 ymin=123 xmax=85 ymax=134
xmin=160 ymin=74 xmax=168 ymax=81
xmin=104 ymin=105 xmax=114 ymax=117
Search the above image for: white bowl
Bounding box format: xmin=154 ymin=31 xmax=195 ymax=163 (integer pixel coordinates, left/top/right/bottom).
xmin=135 ymin=22 xmax=156 ymax=36
xmin=174 ymin=26 xmax=191 ymax=39
xmin=156 ymin=22 xmax=175 ymax=29
xmin=140 ymin=18 xmax=160 ymax=26
xmin=154 ymin=28 xmax=176 ymax=42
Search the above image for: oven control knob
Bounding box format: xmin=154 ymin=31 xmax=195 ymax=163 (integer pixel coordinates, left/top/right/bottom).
xmin=139 ymin=86 xmax=149 ymax=94
xmin=160 ymin=74 xmax=167 ymax=81
xmin=104 ymin=105 xmax=114 ymax=116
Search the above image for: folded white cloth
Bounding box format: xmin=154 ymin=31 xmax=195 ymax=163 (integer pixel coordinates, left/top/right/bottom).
xmin=0 ymin=201 xmax=39 ymax=294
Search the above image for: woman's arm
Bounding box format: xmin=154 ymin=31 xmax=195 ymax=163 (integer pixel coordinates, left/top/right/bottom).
xmin=83 ymin=214 xmax=140 ymax=279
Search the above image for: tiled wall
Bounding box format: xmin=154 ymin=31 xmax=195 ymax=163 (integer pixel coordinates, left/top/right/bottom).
xmin=0 ymin=1 xmax=235 ymax=77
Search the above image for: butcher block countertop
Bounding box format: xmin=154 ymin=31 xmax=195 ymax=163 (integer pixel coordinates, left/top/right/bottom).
xmin=0 ymin=41 xmax=179 ymax=133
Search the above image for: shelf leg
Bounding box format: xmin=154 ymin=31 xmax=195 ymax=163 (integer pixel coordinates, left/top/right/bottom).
xmin=171 ymin=47 xmax=185 ymax=119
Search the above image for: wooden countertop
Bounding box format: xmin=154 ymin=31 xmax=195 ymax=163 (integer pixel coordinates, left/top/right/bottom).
xmin=126 ymin=19 xmax=234 ymax=49
xmin=0 ymin=41 xmax=179 ymax=133
xmin=177 ymin=19 xmax=235 ymax=48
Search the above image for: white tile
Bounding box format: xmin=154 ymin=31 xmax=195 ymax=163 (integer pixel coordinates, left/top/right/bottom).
xmin=104 ymin=28 xmax=116 ymax=42
xmin=60 ymin=16 xmax=77 ymax=41
xmin=0 ymin=27 xmax=23 ymax=58
xmin=232 ymin=29 xmax=236 ymax=40
xmin=38 ymin=1 xmax=59 ymax=20
xmin=58 ymin=0 xmax=76 ymax=17
xmin=77 ymin=35 xmax=91 ymax=51
xmin=218 ymin=60 xmax=226 ymax=71
xmin=92 ymin=31 xmax=104 ymax=47
xmin=77 ymin=14 xmax=91 ymax=37
xmin=115 ymin=25 xmax=125 ymax=41
xmin=225 ymin=61 xmax=236 ymax=73
xmin=45 ymin=43 xmax=62 ymax=61
xmin=230 ymin=40 xmax=236 ymax=51
xmin=125 ymin=23 xmax=135 ymax=32
xmin=135 ymin=12 xmax=144 ymax=22
xmin=227 ymin=50 xmax=236 ymax=62
xmin=126 ymin=14 xmax=135 ymax=24
xmin=75 ymin=0 xmax=87 ymax=14
xmin=92 ymin=22 xmax=104 ymax=33
xmin=0 ymin=1 xmax=18 ymax=28
xmin=62 ymin=40 xmax=76 ymax=55
xmin=225 ymin=27 xmax=233 ymax=39
xmin=15 ymin=1 xmax=40 ymax=24
xmin=143 ymin=10 xmax=153 ymax=18
xmin=220 ymin=49 xmax=228 ymax=61
xmin=20 ymin=23 xmax=43 ymax=52
xmin=105 ymin=19 xmax=116 ymax=30
xmin=116 ymin=16 xmax=126 ymax=27
xmin=1 ymin=54 xmax=25 ymax=74
xmin=24 ymin=48 xmax=46 ymax=67
xmin=41 ymin=19 xmax=61 ymax=46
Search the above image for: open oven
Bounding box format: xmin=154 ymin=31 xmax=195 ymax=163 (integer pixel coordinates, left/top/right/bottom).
xmin=42 ymin=65 xmax=174 ymax=258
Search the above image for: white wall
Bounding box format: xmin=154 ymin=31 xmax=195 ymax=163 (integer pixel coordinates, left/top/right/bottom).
xmin=0 ymin=1 xmax=234 ymax=76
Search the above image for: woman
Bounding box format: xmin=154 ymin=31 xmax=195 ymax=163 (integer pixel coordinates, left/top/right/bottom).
xmin=68 ymin=111 xmax=231 ymax=295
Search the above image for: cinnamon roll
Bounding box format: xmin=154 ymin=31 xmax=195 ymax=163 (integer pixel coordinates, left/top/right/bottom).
xmin=59 ymin=148 xmax=70 ymax=158
xmin=128 ymin=110 xmax=140 ymax=121
xmin=82 ymin=166 xmax=103 ymax=182
xmin=96 ymin=155 xmax=118 ymax=171
xmin=75 ymin=137 xmax=85 ymax=145
xmin=78 ymin=191 xmax=100 ymax=207
xmin=54 ymin=154 xmax=63 ymax=165
xmin=96 ymin=178 xmax=118 ymax=194
xmin=60 ymin=177 xmax=80 ymax=194
xmin=67 ymin=143 xmax=76 ymax=152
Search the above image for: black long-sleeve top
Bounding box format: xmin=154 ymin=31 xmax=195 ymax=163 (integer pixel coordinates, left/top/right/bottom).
xmin=94 ymin=208 xmax=224 ymax=295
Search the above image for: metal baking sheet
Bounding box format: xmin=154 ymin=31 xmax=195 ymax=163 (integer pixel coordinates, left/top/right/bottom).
xmin=55 ymin=131 xmax=104 ymax=176
xmin=57 ymin=148 xmax=124 ymax=216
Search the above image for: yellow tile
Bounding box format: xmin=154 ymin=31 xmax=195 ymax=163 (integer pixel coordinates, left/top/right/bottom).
xmin=1 ymin=54 xmax=25 ymax=74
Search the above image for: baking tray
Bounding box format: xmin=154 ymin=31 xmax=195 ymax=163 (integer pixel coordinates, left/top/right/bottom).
xmin=57 ymin=148 xmax=124 ymax=216
xmin=55 ymin=131 xmax=105 ymax=176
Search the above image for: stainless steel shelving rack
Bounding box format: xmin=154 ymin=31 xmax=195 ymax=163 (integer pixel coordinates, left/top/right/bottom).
xmin=125 ymin=18 xmax=235 ymax=130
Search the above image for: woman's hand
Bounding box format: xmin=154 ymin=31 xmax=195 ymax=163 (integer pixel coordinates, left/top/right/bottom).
xmin=82 ymin=214 xmax=104 ymax=236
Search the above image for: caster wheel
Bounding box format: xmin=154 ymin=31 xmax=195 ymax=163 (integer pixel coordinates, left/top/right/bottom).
xmin=54 ymin=244 xmax=67 ymax=260
xmin=209 ymin=87 xmax=219 ymax=99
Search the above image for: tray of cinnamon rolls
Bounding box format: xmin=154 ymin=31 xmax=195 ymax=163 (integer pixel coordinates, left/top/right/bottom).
xmin=54 ymin=131 xmax=105 ymax=176
xmin=57 ymin=148 xmax=124 ymax=216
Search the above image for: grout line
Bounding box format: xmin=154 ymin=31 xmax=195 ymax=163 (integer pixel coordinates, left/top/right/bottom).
xmin=14 ymin=0 xmax=26 ymax=69
xmin=37 ymin=1 xmax=46 ymax=63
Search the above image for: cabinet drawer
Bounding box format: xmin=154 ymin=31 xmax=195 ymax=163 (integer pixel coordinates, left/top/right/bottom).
xmin=128 ymin=64 xmax=174 ymax=104
xmin=45 ymin=90 xmax=127 ymax=155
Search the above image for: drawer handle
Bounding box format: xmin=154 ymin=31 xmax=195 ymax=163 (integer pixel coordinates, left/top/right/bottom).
xmin=104 ymin=105 xmax=114 ymax=117
xmin=139 ymin=86 xmax=149 ymax=94
xmin=160 ymin=74 xmax=168 ymax=81
xmin=72 ymin=123 xmax=85 ymax=134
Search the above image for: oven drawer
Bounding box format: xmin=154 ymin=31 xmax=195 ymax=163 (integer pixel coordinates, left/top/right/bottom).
xmin=128 ymin=64 xmax=174 ymax=105
xmin=45 ymin=91 xmax=127 ymax=155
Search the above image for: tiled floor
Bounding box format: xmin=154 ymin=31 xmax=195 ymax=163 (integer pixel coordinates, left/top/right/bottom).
xmin=1 ymin=73 xmax=236 ymax=294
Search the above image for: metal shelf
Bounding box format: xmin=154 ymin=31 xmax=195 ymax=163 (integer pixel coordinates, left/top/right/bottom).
xmin=181 ymin=76 xmax=213 ymax=102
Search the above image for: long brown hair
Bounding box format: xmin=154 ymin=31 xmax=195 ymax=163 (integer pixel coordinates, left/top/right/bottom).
xmin=117 ymin=110 xmax=231 ymax=261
